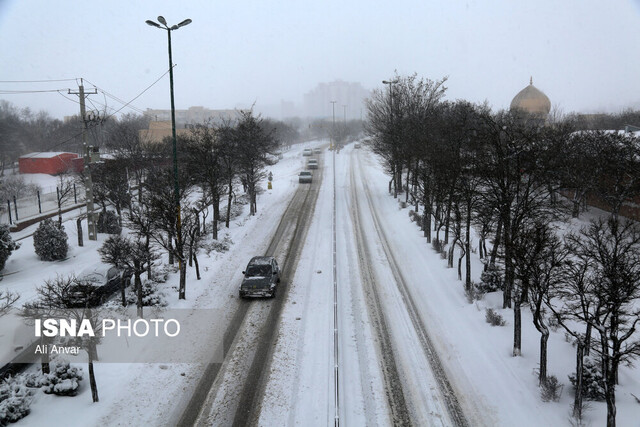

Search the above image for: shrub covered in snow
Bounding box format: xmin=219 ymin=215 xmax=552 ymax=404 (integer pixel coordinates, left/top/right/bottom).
xmin=97 ymin=210 xmax=121 ymax=235
xmin=0 ymin=375 xmax=32 ymax=425
xmin=204 ymin=235 xmax=234 ymax=255
xmin=478 ymin=263 xmax=504 ymax=293
xmin=540 ymin=375 xmax=563 ymax=402
xmin=26 ymin=361 xmax=83 ymax=397
xmin=0 ymin=225 xmax=19 ymax=272
xmin=568 ymin=357 xmax=605 ymax=401
xmin=33 ymin=219 xmax=68 ymax=261
xmin=219 ymin=204 xmax=244 ymax=223
xmin=485 ymin=308 xmax=506 ymax=326
xmin=126 ymin=280 xmax=168 ymax=307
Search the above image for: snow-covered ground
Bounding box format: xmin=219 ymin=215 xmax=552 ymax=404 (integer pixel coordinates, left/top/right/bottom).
xmin=4 ymin=138 xmax=640 ymax=426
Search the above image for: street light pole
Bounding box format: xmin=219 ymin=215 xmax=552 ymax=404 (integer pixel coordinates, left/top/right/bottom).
xmin=330 ymin=100 xmax=337 ymax=150
xmin=146 ymin=15 xmax=192 ymax=299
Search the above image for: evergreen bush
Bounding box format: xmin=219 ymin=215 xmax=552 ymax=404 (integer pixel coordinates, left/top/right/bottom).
xmin=568 ymin=357 xmax=606 ymax=401
xmin=97 ymin=210 xmax=121 ymax=235
xmin=126 ymin=279 xmax=168 ymax=307
xmin=485 ymin=308 xmax=506 ymax=326
xmin=478 ymin=263 xmax=504 ymax=293
xmin=33 ymin=219 xmax=68 ymax=261
xmin=0 ymin=225 xmax=19 ymax=272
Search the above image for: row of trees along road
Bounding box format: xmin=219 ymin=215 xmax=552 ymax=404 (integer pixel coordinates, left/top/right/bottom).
xmin=365 ymin=73 xmax=640 ymax=426
xmin=0 ymin=109 xmax=283 ymax=404
xmin=92 ymin=109 xmax=281 ymax=305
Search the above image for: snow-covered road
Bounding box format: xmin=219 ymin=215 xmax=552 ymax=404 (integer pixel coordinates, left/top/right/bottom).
xmin=257 ymin=146 xmax=470 ymax=426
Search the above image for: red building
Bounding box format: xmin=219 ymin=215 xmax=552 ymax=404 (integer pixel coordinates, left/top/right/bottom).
xmin=18 ymin=152 xmax=84 ymax=175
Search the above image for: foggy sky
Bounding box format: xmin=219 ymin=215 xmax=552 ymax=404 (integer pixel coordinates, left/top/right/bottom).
xmin=1 ymin=0 xmax=640 ymax=120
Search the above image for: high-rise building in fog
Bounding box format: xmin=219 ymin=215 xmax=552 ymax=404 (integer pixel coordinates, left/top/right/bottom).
xmin=303 ymin=80 xmax=370 ymax=119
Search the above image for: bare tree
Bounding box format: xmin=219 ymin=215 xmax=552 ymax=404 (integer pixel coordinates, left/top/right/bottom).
xmin=234 ymin=110 xmax=279 ymax=216
xmin=99 ymin=235 xmax=155 ymax=316
xmin=55 ymin=173 xmax=75 ymax=226
xmin=22 ymin=275 xmax=103 ymax=401
xmin=565 ymin=218 xmax=640 ymax=427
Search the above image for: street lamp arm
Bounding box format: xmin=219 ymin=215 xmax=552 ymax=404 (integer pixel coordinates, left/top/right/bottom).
xmin=146 ymin=20 xmax=162 ymax=28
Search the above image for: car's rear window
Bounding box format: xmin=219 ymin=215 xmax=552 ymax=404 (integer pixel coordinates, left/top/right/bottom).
xmin=246 ymin=265 xmax=272 ymax=277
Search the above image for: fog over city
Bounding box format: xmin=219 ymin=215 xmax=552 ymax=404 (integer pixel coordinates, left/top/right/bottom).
xmin=1 ymin=0 xmax=640 ymax=119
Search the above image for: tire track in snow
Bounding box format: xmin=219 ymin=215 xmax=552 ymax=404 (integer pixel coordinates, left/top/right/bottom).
xmin=178 ymin=163 xmax=321 ymax=427
xmin=354 ymin=151 xmax=470 ymax=427
xmin=349 ymin=157 xmax=412 ymax=426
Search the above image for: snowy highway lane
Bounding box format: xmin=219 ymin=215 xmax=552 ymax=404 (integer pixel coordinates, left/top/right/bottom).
xmin=256 ymin=145 xmax=471 ymax=426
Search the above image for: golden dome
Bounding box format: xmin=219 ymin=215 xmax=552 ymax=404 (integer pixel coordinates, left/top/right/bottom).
xmin=510 ymin=77 xmax=551 ymax=117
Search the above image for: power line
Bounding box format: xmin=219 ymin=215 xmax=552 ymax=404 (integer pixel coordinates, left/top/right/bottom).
xmin=5 ymin=69 xmax=172 ymax=159
xmin=0 ymin=79 xmax=78 ymax=83
xmin=83 ymin=69 xmax=171 ymax=118
xmin=0 ymin=89 xmax=68 ymax=94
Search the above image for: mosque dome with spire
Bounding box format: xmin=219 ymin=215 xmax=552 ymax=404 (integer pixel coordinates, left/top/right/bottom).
xmin=510 ymin=77 xmax=551 ymax=119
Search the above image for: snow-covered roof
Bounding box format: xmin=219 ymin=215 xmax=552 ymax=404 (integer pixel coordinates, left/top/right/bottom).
xmin=19 ymin=152 xmax=79 ymax=159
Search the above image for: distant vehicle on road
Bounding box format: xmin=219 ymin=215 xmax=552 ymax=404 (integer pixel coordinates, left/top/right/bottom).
xmin=298 ymin=171 xmax=313 ymax=183
xmin=302 ymin=148 xmax=313 ymax=156
xmin=354 ymin=142 xmax=361 ymax=149
xmin=307 ymin=159 xmax=318 ymax=169
xmin=313 ymin=148 xmax=321 ymax=154
xmin=65 ymin=266 xmax=131 ymax=307
xmin=239 ymin=256 xmax=280 ymax=298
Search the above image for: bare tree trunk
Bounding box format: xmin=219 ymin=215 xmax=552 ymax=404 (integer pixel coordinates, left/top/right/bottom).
xmin=573 ymin=342 xmax=584 ymax=421
xmin=226 ymin=180 xmax=233 ymax=228
xmin=178 ymin=260 xmax=187 ymax=300
xmin=503 ymin=218 xmax=513 ymax=309
xmin=41 ymin=336 xmax=51 ymax=374
xmin=88 ymin=339 xmax=99 ymax=402
xmin=212 ymin=195 xmax=219 ymax=240
xmin=444 ymin=198 xmax=452 ymax=245
xmin=194 ymin=252 xmax=201 ymax=280
xmin=77 ymin=218 xmax=83 ymax=247
xmin=513 ymin=295 xmax=521 ymax=356
xmin=168 ymin=234 xmax=174 ymax=265
xmin=405 ymin=167 xmax=410 ymax=204
xmin=120 ymin=273 xmax=127 ymax=306
xmin=489 ymin=218 xmax=503 ymax=267
xmin=134 ymin=262 xmax=143 ymax=318
xmin=465 ymin=202 xmax=472 ymax=290
xmin=539 ymin=329 xmax=549 ymax=384
xmin=145 ymin=236 xmax=152 ymax=280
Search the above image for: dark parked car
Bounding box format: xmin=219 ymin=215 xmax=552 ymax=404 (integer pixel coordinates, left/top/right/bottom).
xmin=239 ymin=256 xmax=280 ymax=298
xmin=65 ymin=266 xmax=131 ymax=307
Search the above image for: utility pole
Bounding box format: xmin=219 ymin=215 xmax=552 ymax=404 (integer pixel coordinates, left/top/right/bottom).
xmin=69 ymin=79 xmax=98 ymax=240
